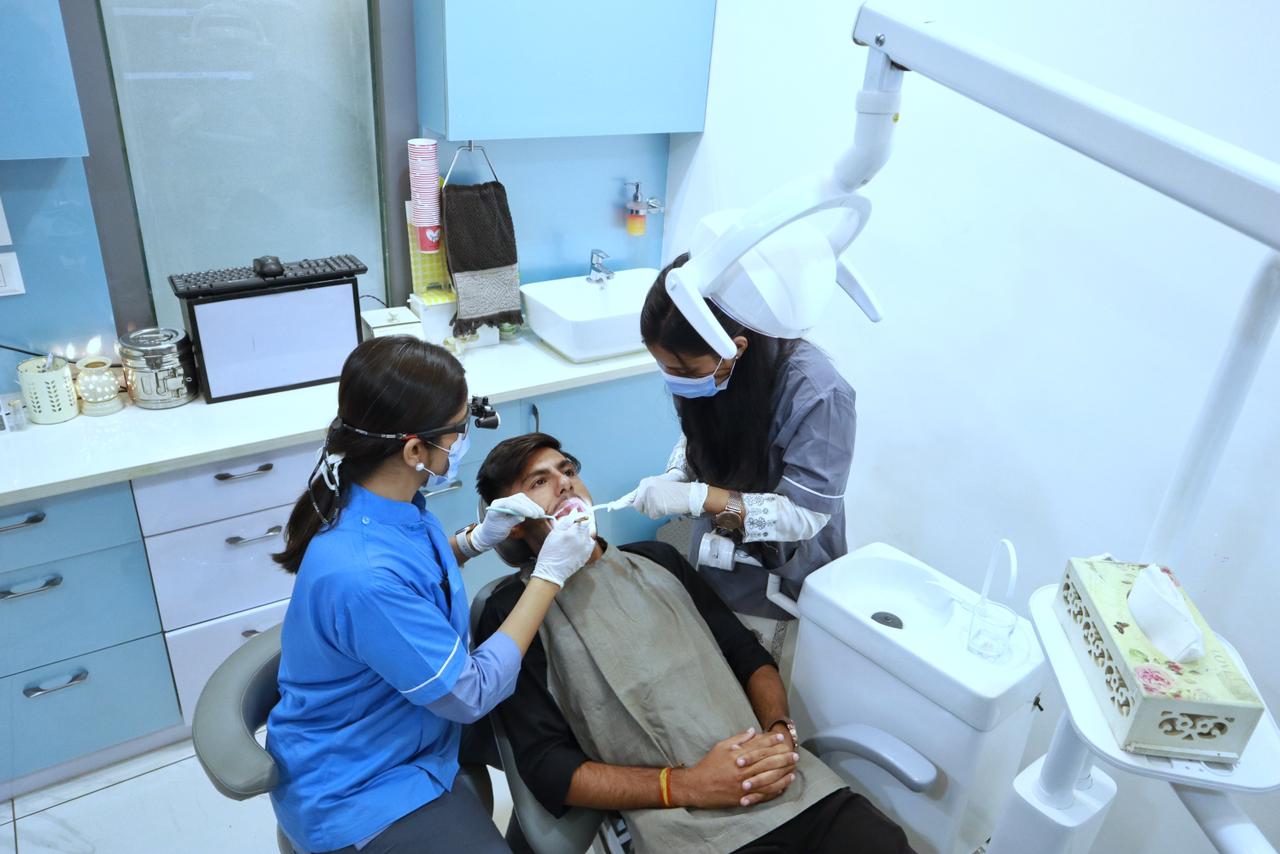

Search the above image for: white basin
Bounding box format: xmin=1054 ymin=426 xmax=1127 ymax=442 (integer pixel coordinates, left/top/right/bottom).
xmin=521 ymin=267 xmax=658 ymax=363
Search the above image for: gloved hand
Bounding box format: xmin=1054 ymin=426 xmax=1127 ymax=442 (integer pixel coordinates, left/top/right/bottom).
xmin=472 ymin=493 xmax=547 ymax=551
xmin=531 ymin=513 xmax=597 ymax=588
xmin=630 ymin=476 xmax=710 ymax=520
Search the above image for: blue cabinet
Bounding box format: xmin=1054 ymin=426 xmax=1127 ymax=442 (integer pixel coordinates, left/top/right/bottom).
xmin=0 ymin=2 xmax=88 ymax=159
xmin=414 ymin=0 xmax=716 ymax=140
xmin=1 ymin=635 xmax=180 ymax=781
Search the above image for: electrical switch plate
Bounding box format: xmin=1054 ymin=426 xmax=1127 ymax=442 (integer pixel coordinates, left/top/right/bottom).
xmin=0 ymin=250 xmax=26 ymax=297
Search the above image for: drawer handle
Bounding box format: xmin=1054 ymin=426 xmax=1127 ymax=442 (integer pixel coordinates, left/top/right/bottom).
xmin=225 ymin=525 xmax=283 ymax=546
xmin=0 ymin=573 xmax=63 ymax=602
xmin=214 ymin=463 xmax=274 ymax=482
xmin=423 ymin=480 xmax=463 ymax=498
xmin=0 ymin=511 xmax=46 ymax=534
xmin=241 ymin=629 xmax=261 ymax=639
xmin=24 ymin=669 xmax=89 ymax=699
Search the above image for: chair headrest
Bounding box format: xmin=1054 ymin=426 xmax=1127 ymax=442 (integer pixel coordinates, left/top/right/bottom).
xmin=192 ymin=623 xmax=283 ymax=800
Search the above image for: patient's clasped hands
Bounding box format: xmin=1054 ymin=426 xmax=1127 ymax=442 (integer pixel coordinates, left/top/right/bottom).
xmin=668 ymin=727 xmax=800 ymax=810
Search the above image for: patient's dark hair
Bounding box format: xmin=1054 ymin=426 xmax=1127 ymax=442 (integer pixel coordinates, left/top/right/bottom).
xmin=476 ymin=432 xmax=564 ymax=504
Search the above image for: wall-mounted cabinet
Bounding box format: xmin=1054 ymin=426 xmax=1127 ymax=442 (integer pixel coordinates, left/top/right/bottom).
xmin=414 ymin=0 xmax=716 ymax=140
xmin=0 ymin=3 xmax=87 ymax=160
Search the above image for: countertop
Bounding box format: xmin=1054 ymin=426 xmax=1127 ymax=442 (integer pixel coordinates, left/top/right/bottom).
xmin=0 ymin=334 xmax=657 ymax=507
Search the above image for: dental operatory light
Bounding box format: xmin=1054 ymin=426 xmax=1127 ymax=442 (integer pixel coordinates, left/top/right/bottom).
xmin=669 ymin=1 xmax=1279 ymax=358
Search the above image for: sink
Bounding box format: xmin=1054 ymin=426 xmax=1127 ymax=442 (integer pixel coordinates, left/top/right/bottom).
xmin=521 ymin=267 xmax=658 ymax=362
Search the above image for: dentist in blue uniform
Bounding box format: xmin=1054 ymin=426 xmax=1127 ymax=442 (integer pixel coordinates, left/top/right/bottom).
xmin=267 ymin=337 xmax=595 ymax=854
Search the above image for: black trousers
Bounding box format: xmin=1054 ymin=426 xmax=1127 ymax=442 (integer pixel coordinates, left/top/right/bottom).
xmin=732 ymin=790 xmax=914 ymax=854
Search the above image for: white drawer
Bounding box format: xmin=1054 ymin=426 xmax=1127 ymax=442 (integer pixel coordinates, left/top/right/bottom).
xmin=132 ymin=444 xmax=317 ymax=535
xmin=165 ymin=599 xmax=289 ymax=724
xmin=145 ymin=504 xmax=296 ymax=630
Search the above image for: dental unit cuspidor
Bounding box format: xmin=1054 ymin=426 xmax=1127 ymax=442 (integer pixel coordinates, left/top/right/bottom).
xmin=668 ymin=2 xmax=1280 ymax=853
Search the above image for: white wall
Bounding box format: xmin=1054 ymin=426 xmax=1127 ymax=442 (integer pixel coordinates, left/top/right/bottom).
xmin=666 ymin=1 xmax=1280 ymax=851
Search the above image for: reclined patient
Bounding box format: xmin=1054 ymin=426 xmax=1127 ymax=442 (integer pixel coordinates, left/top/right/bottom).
xmin=474 ymin=433 xmax=912 ymax=854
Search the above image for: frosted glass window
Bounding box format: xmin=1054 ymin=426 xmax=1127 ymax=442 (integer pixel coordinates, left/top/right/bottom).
xmin=100 ymin=1 xmax=385 ymax=329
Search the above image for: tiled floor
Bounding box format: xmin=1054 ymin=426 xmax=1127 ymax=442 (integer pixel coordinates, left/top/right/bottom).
xmin=2 ymin=741 xmax=515 ymax=854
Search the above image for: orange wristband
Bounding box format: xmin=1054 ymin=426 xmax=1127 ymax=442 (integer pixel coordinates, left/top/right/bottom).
xmin=659 ymin=767 xmax=673 ymax=808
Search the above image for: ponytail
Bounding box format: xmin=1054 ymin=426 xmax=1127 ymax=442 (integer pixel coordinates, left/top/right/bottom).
xmin=272 ymin=337 xmax=467 ymax=574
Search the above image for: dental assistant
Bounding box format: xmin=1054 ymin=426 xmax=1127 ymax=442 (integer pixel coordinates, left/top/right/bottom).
xmin=267 ymin=337 xmax=595 ymax=854
xmin=631 ymin=253 xmax=856 ymax=681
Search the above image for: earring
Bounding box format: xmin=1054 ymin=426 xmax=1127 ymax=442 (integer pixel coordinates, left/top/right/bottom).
xmin=414 ymin=462 xmax=427 ymax=473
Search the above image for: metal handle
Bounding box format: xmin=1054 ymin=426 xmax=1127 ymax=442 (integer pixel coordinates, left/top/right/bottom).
xmin=1 ymin=573 xmax=63 ymax=601
xmin=531 ymin=402 xmax=541 ymax=433
xmin=424 ymin=480 xmax=463 ymax=498
xmin=214 ymin=463 xmax=274 ymax=482
xmin=225 ymin=525 xmax=283 ymax=546
xmin=0 ymin=511 xmax=46 ymax=534
xmin=590 ymin=248 xmax=609 ymax=262
xmin=241 ymin=629 xmax=261 ymax=639
xmin=24 ymin=669 xmax=89 ymax=699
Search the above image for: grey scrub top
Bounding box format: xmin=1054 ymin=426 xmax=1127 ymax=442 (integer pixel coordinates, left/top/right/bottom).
xmin=687 ymin=341 xmax=856 ymax=620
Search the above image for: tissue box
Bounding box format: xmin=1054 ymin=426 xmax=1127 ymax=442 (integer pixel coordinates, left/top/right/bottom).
xmin=1054 ymin=558 xmax=1264 ymax=762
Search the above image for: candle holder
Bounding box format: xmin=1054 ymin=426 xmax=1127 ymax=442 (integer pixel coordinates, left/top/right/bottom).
xmin=74 ymin=356 xmax=125 ymax=416
xmin=17 ymin=356 xmax=79 ymax=424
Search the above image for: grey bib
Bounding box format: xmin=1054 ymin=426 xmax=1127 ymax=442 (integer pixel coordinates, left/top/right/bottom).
xmin=539 ymin=546 xmax=844 ymax=854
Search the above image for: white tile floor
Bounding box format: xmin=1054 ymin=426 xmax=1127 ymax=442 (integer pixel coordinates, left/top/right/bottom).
xmin=1 ymin=741 xmax=515 ymax=854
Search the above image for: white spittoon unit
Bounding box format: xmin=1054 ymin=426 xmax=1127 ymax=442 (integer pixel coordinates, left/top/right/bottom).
xmin=789 ymin=543 xmax=1046 ymax=854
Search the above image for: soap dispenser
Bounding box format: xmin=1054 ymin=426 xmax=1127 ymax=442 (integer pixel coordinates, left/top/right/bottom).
xmin=624 ymin=180 xmax=664 ymax=236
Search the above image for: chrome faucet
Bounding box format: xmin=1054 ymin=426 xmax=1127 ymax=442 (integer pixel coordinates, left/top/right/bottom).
xmin=587 ymin=249 xmax=614 ymax=285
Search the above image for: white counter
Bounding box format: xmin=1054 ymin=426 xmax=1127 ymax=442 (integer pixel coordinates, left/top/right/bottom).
xmin=0 ymin=334 xmax=657 ymax=507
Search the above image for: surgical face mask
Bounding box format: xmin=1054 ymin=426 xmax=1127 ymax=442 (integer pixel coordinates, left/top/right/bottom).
xmin=425 ymin=431 xmax=470 ymax=490
xmin=661 ymin=358 xmax=733 ymax=399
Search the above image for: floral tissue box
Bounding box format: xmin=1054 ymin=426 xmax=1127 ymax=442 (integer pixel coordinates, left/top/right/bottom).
xmin=1054 ymin=558 xmax=1264 ymax=763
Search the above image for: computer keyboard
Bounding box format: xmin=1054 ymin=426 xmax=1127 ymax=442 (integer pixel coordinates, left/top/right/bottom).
xmin=168 ymin=254 xmax=368 ymax=299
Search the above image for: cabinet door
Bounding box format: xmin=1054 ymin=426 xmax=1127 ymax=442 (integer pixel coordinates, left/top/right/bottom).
xmin=527 ymin=374 xmax=677 ymax=545
xmin=0 ymin=542 xmax=160 ymax=679
xmin=1 ymin=635 xmax=179 ymax=782
xmin=0 ymin=3 xmax=87 ymax=159
xmin=417 ymin=0 xmax=716 ymax=140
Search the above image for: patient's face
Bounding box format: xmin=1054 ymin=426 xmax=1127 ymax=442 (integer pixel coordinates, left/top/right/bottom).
xmin=504 ymin=447 xmax=595 ymax=549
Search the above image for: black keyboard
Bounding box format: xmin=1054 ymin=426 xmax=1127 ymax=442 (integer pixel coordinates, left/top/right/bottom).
xmin=168 ymin=254 xmax=368 ymax=299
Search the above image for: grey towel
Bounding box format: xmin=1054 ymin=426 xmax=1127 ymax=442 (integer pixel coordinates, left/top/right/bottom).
xmin=442 ymin=181 xmax=523 ymax=335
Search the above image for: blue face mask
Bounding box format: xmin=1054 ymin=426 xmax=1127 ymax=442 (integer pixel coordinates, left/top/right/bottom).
xmin=662 ymin=359 xmax=733 ymax=399
xmin=425 ymin=431 xmax=470 ymax=490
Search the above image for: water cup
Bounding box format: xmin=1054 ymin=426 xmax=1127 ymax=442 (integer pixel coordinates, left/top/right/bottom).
xmin=967 ymin=600 xmax=1017 ymax=661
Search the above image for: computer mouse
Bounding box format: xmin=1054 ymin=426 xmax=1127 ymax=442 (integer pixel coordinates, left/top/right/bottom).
xmin=253 ymin=255 xmax=284 ymax=277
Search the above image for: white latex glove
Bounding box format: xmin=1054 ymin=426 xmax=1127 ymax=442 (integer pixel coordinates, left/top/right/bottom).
xmin=472 ymin=493 xmax=548 ymax=551
xmin=630 ymin=476 xmax=710 ymax=520
xmin=530 ymin=513 xmax=596 ymax=588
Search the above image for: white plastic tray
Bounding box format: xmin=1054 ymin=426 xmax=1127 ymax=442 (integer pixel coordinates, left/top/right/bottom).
xmin=1030 ymin=585 xmax=1280 ymax=793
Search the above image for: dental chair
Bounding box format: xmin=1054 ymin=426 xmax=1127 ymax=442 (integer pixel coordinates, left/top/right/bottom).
xmin=470 ymin=575 xmax=612 ymax=854
xmin=192 ymin=624 xmax=494 ymax=854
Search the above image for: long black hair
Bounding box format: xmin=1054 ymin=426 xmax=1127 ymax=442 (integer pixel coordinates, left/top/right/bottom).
xmin=272 ymin=336 xmax=467 ymax=574
xmin=640 ymin=253 xmax=796 ymax=492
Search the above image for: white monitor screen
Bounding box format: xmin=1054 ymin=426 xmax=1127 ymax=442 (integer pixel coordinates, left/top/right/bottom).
xmin=192 ymin=282 xmax=358 ymax=401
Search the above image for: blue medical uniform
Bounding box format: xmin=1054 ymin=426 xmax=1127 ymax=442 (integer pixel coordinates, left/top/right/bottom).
xmin=267 ymin=484 xmax=504 ymax=852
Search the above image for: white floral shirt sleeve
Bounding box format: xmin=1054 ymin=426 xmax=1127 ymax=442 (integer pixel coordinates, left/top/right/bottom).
xmin=741 ymin=492 xmax=831 ymax=543
xmin=665 ymin=434 xmax=690 ymax=481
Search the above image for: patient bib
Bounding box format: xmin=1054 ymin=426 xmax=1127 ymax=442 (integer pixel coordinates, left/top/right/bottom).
xmin=539 ymin=546 xmax=844 ymax=854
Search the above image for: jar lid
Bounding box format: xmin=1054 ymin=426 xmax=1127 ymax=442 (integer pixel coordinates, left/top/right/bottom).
xmin=118 ymin=327 xmax=188 ymax=357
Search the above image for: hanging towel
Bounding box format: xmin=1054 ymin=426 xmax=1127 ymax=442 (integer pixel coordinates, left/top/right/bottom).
xmin=442 ymin=181 xmax=522 ymax=335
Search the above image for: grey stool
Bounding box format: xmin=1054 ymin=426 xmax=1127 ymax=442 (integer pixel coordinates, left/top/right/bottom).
xmin=470 ymin=576 xmax=609 ymax=854
xmin=192 ymin=623 xmax=494 ymax=854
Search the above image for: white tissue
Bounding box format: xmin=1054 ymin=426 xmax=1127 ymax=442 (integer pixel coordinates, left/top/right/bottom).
xmin=1127 ymin=565 xmax=1205 ymax=663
